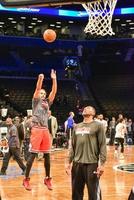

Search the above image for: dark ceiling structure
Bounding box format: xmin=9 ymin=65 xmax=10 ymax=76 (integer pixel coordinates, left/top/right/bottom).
xmin=116 ymin=0 xmax=134 ymax=8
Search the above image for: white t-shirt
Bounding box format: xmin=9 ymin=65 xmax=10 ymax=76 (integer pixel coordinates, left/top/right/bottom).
xmin=115 ymin=123 xmax=126 ymax=138
xmin=98 ymin=119 xmax=108 ymax=133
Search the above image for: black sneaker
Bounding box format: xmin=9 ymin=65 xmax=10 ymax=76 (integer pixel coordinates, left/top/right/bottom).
xmin=21 ymin=169 xmax=26 ymax=175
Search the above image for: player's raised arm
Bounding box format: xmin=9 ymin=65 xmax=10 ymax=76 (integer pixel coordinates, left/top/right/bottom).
xmin=48 ymin=69 xmax=57 ymax=103
xmin=33 ymin=74 xmax=44 ymax=99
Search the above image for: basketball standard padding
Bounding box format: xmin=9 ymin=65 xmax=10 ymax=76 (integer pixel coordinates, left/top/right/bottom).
xmin=43 ymin=29 xmax=56 ymax=43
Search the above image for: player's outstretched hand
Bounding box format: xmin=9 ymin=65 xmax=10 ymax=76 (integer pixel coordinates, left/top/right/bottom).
xmin=39 ymin=74 xmax=44 ymax=79
xmin=51 ymin=69 xmax=56 ymax=79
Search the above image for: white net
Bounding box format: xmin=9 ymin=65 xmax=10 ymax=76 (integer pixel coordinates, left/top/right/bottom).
xmin=82 ymin=0 xmax=118 ymax=36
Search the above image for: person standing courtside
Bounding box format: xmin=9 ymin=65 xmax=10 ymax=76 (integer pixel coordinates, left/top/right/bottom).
xmin=23 ymin=69 xmax=57 ymax=191
xmin=108 ymin=117 xmax=116 ymax=146
xmin=0 ymin=117 xmax=26 ymax=175
xmin=48 ymin=110 xmax=58 ymax=144
xmin=65 ymin=106 xmax=107 ymax=200
xmin=114 ymin=118 xmax=126 ymax=159
xmin=14 ymin=116 xmax=24 ymax=157
xmin=66 ymin=112 xmax=75 ymax=148
xmin=23 ymin=115 xmax=33 ymax=161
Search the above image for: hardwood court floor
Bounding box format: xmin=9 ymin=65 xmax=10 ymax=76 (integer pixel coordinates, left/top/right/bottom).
xmin=0 ymin=146 xmax=134 ymax=200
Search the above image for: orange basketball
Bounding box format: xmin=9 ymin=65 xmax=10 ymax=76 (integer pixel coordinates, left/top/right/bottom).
xmin=43 ymin=29 xmax=56 ymax=43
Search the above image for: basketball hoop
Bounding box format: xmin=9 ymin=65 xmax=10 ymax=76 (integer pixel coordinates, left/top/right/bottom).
xmin=82 ymin=0 xmax=118 ymax=36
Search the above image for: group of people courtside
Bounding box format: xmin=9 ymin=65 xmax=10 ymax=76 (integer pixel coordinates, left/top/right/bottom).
xmin=0 ymin=69 xmax=108 ymax=200
xmin=95 ymin=113 xmax=127 ymax=160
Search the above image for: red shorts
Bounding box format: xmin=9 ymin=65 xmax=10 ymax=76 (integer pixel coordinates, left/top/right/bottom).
xmin=29 ymin=126 xmax=52 ymax=153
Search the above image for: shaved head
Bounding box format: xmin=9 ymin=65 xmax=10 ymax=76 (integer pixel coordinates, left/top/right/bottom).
xmin=82 ymin=106 xmax=96 ymax=117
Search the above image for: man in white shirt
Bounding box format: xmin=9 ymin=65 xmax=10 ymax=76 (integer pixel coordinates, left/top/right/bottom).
xmin=115 ymin=118 xmax=126 ymax=159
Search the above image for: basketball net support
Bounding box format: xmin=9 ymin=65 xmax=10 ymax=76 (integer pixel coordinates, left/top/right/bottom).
xmin=0 ymin=0 xmax=98 ymax=7
xmin=0 ymin=0 xmax=117 ymax=36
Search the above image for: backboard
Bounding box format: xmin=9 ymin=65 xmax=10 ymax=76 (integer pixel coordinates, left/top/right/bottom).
xmin=0 ymin=0 xmax=97 ymax=7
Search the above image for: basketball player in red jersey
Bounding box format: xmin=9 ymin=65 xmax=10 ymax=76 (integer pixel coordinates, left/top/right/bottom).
xmin=23 ymin=69 xmax=57 ymax=191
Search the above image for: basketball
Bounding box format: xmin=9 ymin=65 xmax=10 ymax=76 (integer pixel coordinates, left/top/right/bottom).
xmin=43 ymin=29 xmax=56 ymax=43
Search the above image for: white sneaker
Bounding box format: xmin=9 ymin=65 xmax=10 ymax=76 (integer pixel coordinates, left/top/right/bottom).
xmin=114 ymin=150 xmax=118 ymax=158
xmin=119 ymin=154 xmax=124 ymax=159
